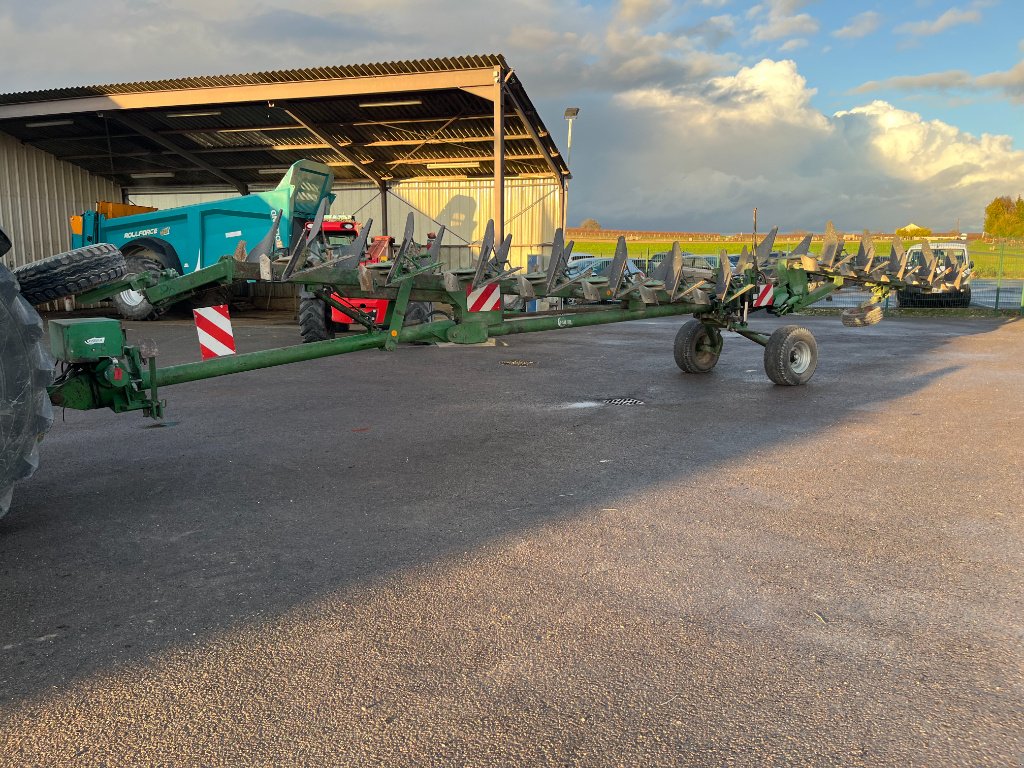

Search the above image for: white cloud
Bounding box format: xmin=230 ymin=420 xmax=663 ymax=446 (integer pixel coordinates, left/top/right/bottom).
xmin=976 ymin=60 xmax=1024 ymax=103
xmin=780 ymin=38 xmax=808 ymax=51
xmin=0 ymin=0 xmax=1020 ymax=232
xmin=597 ymin=60 xmax=1024 ymax=230
xmin=681 ymin=14 xmax=737 ymax=48
xmin=835 ymin=101 xmax=1024 ymax=187
xmin=749 ymin=0 xmax=819 ymax=42
xmin=616 ymin=0 xmax=670 ymax=25
xmin=895 ymin=7 xmax=981 ymax=37
xmin=855 ymin=60 xmax=1024 ymax=105
xmin=833 ymin=11 xmax=881 ymax=40
xmin=854 ymin=70 xmax=973 ymax=94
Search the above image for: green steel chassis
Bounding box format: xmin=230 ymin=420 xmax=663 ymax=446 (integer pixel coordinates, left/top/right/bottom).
xmin=47 ymin=222 xmax=965 ymax=419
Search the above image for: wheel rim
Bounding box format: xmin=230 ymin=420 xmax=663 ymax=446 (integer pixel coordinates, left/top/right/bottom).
xmin=789 ymin=340 xmax=812 ymax=374
xmin=695 ymin=333 xmax=716 ymax=367
xmin=118 ymin=288 xmax=146 ymax=308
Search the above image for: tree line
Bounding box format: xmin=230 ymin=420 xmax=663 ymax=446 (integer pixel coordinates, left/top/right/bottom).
xmin=984 ymin=196 xmax=1024 ymax=238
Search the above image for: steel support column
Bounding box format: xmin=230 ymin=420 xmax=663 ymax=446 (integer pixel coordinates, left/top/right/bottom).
xmin=493 ymin=77 xmax=505 ymax=245
xmin=379 ymin=180 xmax=390 ymax=237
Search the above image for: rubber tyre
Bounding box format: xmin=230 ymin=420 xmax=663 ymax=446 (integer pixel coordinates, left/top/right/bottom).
xmin=12 ymin=243 xmax=126 ymax=306
xmin=764 ymin=325 xmax=817 ymax=386
xmin=841 ymin=304 xmax=883 ymax=328
xmin=114 ymin=255 xmax=165 ymax=320
xmin=189 ymin=283 xmax=233 ymax=310
xmin=673 ymin=318 xmax=721 ymax=374
xmin=404 ymin=301 xmax=433 ymax=326
xmin=298 ymin=293 xmax=334 ymax=343
xmin=0 ymin=263 xmax=54 ymax=520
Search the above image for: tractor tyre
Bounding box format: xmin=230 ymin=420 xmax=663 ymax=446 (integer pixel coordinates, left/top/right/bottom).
xmin=12 ymin=243 xmax=126 ymax=306
xmin=113 ymin=255 xmax=166 ymax=321
xmin=190 ymin=283 xmax=233 ymax=310
xmin=0 ymin=263 xmax=54 ymax=521
xmin=673 ymin=318 xmax=721 ymax=374
xmin=764 ymin=325 xmax=817 ymax=386
xmin=403 ymin=301 xmax=432 ymax=326
xmin=298 ymin=293 xmax=334 ymax=343
xmin=841 ymin=304 xmax=883 ymax=328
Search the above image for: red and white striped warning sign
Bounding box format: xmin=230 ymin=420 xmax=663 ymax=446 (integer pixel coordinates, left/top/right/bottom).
xmin=193 ymin=304 xmax=236 ymax=360
xmin=466 ymin=283 xmax=501 ymax=312
xmin=752 ymin=284 xmax=774 ymax=307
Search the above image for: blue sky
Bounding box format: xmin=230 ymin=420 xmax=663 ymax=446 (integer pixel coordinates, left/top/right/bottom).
xmin=1 ymin=0 xmax=1022 ymax=231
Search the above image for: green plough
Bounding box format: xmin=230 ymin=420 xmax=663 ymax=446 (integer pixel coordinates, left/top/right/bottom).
xmin=46 ymin=213 xmax=971 ymax=418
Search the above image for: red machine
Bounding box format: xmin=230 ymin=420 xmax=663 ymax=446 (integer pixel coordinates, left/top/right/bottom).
xmin=307 ymin=218 xmax=391 ymax=327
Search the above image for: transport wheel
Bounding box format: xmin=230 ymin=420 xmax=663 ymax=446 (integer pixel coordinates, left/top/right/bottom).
xmin=764 ymin=325 xmax=817 ymax=386
xmin=841 ymin=303 xmax=883 ymax=328
xmin=0 ymin=262 xmax=54 ymax=520
xmin=12 ymin=243 xmax=126 ymax=306
xmin=673 ymin=318 xmax=721 ymax=374
xmin=114 ymin=254 xmax=166 ymax=320
xmin=298 ymin=292 xmax=334 ymax=343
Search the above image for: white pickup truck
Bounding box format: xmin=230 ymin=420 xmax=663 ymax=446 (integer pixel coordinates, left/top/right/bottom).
xmin=897 ymin=241 xmax=972 ymax=308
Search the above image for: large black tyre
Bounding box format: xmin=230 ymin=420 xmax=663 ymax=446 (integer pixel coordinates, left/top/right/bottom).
xmin=764 ymin=325 xmax=817 ymax=386
xmin=113 ymin=255 xmax=166 ymax=320
xmin=841 ymin=303 xmax=883 ymax=328
xmin=404 ymin=301 xmax=433 ymax=325
xmin=298 ymin=292 xmax=334 ymax=343
xmin=189 ymin=283 xmax=233 ymax=310
xmin=0 ymin=263 xmax=54 ymax=520
xmin=673 ymin=318 xmax=721 ymax=374
xmin=12 ymin=243 xmax=126 ymax=306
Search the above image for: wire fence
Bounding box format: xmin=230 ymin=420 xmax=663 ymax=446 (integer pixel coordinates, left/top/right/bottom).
xmin=808 ymin=240 xmax=1024 ymax=311
xmin=628 ymin=242 xmax=1024 ymax=313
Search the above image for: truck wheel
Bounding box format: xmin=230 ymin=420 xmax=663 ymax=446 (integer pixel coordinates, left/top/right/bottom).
xmin=841 ymin=304 xmax=883 ymax=328
xmin=764 ymin=325 xmax=817 ymax=386
xmin=12 ymin=243 xmax=126 ymax=306
xmin=0 ymin=263 xmax=54 ymax=520
xmin=673 ymin=318 xmax=721 ymax=373
xmin=114 ymin=255 xmax=166 ymax=320
xmin=298 ymin=293 xmax=333 ymax=343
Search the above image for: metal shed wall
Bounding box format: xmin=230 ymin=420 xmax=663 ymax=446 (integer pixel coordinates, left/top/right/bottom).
xmin=0 ymin=131 xmax=121 ymax=268
xmin=129 ymin=177 xmax=562 ymax=271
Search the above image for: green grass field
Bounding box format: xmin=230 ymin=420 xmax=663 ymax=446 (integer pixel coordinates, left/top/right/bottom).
xmin=573 ymin=239 xmax=1024 ymax=279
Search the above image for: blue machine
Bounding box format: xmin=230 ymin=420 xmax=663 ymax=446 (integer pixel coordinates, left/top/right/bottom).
xmin=71 ymin=160 xmax=335 ymax=275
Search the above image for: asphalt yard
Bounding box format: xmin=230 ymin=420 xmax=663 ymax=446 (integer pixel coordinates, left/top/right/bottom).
xmin=1 ymin=312 xmax=1022 ymax=766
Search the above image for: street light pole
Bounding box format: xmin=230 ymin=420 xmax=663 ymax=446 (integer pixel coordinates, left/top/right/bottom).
xmin=562 ymin=107 xmax=579 ymax=232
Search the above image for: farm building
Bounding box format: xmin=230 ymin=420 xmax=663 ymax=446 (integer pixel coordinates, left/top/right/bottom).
xmin=0 ymin=55 xmax=569 ymax=278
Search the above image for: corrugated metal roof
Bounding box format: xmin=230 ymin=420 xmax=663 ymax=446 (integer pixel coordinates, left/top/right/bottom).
xmin=0 ymin=55 xmax=568 ymax=189
xmin=0 ymin=55 xmax=509 ymax=105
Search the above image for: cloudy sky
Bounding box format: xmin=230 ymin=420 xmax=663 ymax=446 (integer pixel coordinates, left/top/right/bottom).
xmin=2 ymin=0 xmax=1023 ymax=232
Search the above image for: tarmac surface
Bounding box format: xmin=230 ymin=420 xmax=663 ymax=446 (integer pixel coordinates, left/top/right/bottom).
xmin=1 ymin=311 xmax=1022 ymax=767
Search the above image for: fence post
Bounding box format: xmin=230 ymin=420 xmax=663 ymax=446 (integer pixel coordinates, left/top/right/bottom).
xmin=994 ymin=241 xmax=1004 ymax=313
